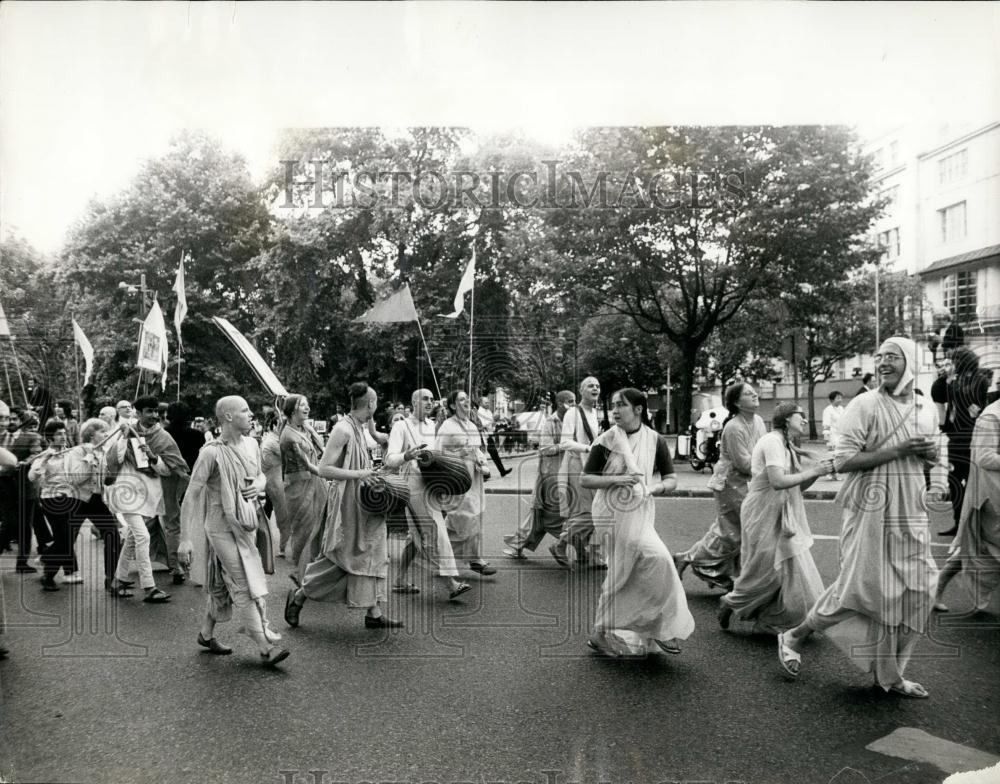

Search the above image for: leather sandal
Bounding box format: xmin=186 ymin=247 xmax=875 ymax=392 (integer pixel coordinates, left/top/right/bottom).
xmin=142 ymin=588 xmax=171 ymax=603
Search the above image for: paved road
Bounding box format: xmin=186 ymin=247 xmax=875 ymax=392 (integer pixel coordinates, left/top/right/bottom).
xmin=1 ymin=496 xmax=997 ymax=784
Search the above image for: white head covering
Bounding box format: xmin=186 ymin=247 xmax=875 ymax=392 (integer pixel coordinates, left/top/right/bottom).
xmin=879 ymin=336 xmax=917 ymax=396
xmin=0 ymin=400 xmax=9 ymax=417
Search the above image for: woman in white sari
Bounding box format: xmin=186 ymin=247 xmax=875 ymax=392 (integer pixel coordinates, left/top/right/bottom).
xmin=719 ymin=403 xmax=831 ymax=634
xmin=583 ymin=388 xmax=695 ymax=657
xmin=778 ymin=337 xmax=939 ymax=698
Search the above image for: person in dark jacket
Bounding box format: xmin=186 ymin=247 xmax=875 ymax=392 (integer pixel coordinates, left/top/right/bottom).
xmin=931 ymin=347 xmax=988 ymax=536
xmin=164 ymin=402 xmax=205 ymax=471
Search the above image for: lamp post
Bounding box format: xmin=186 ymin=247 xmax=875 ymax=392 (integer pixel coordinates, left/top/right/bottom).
xmin=119 ymin=273 xmax=149 ymax=396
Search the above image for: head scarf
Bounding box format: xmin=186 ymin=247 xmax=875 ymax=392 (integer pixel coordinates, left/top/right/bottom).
xmin=878 ymin=336 xmax=916 ymax=396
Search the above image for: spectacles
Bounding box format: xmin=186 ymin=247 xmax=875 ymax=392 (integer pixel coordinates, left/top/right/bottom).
xmin=874 ymin=353 xmax=903 ymax=362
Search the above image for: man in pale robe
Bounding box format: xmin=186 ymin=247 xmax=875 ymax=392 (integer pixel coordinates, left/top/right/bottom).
xmin=384 ymin=388 xmax=469 ymax=599
xmin=552 ymin=377 xmax=606 ymax=568
xmin=778 ymin=337 xmax=939 ymax=698
xmin=178 ymin=396 xmax=289 ymax=666
xmin=284 ymin=383 xmax=402 ymax=629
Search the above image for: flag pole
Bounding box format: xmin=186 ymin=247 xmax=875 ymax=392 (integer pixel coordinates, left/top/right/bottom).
xmin=414 ymin=316 xmax=442 ymax=400
xmin=467 ymin=253 xmax=475 ymax=402
xmin=74 ymin=332 xmax=82 ymax=421
xmin=176 ymin=343 xmax=182 ymax=402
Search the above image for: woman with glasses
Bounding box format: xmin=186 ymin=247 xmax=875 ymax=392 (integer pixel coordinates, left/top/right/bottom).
xmin=675 ymin=382 xmax=766 ymax=591
xmin=584 ymin=387 xmax=693 ymax=657
xmin=778 ymin=338 xmax=939 ymax=699
xmin=718 ymin=402 xmax=832 ymax=634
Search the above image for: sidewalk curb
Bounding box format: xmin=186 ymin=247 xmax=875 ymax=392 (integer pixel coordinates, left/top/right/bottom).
xmin=484 ymin=487 xmax=840 ymax=501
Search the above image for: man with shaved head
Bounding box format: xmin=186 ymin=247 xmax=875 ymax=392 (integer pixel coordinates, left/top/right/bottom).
xmin=551 ymin=376 xmax=607 ymax=568
xmin=384 ymin=387 xmax=470 ymax=599
xmin=285 ymin=382 xmax=402 ymax=629
xmin=179 ymin=395 xmax=289 ymax=666
xmin=503 ymin=390 xmax=576 ymax=559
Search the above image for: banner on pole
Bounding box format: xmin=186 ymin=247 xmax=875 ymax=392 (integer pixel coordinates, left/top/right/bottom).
xmin=353 ymin=284 xmax=419 ymax=324
xmin=137 ymin=299 xmax=168 ymax=379
xmin=173 ymin=252 xmax=188 ymax=349
xmin=211 ymin=316 xmax=288 ymax=396
xmin=442 ymin=249 xmax=476 ymax=318
xmin=0 ymin=300 xmax=10 ymax=337
xmin=72 ymin=319 xmax=95 ymax=386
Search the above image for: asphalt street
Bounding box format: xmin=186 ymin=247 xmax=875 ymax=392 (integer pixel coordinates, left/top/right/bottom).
xmin=1 ymin=490 xmax=998 ymax=784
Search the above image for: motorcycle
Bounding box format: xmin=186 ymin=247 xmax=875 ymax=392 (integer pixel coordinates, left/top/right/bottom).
xmin=689 ymin=406 xmax=728 ymax=472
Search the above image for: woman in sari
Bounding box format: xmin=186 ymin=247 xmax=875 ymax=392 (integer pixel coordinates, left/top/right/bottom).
xmin=584 ymin=388 xmax=694 ymax=657
xmin=778 ymin=337 xmax=939 ymax=698
xmin=260 ymin=412 xmax=289 ymax=555
xmin=719 ymin=403 xmax=832 ymax=634
xmin=436 ymin=390 xmax=496 ymax=576
xmin=675 ymin=383 xmax=767 ymax=591
xmin=934 ymin=397 xmax=1000 ymax=612
xmin=279 ymin=394 xmax=327 ymax=577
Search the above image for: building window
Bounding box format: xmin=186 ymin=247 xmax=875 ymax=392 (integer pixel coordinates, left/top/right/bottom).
xmin=942 ymin=270 xmax=978 ymax=323
xmin=881 ymin=185 xmax=900 ymax=210
xmin=938 ymin=149 xmax=968 ymax=185
xmin=939 ymin=201 xmax=967 ymax=243
xmin=871 ymin=147 xmax=884 ymax=171
xmin=877 ymin=227 xmax=900 ymax=260
xmin=889 ymin=141 xmax=899 ymax=167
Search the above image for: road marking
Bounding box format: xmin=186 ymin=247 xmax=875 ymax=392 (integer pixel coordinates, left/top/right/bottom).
xmin=866 ymin=727 xmax=1000 ymax=775
xmin=811 ymin=534 xmax=952 ymax=548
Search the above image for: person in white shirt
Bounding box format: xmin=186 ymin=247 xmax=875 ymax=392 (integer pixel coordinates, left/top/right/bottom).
xmin=822 ymin=391 xmax=846 ymax=480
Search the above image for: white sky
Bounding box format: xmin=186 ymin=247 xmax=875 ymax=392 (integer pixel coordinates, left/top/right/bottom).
xmin=1 ymin=1 xmax=998 ymax=255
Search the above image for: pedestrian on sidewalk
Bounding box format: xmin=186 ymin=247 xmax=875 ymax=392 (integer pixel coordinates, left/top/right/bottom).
xmin=718 ymin=403 xmax=831 ymax=635
xmin=585 ymin=388 xmax=693 ymax=658
xmin=822 ymin=391 xmax=845 ymax=480
xmin=675 ymin=382 xmax=766 ymax=591
xmin=503 ymin=390 xmax=574 ymax=560
xmin=179 ymin=395 xmax=289 ymax=665
xmin=777 ymin=337 xmax=939 ymax=699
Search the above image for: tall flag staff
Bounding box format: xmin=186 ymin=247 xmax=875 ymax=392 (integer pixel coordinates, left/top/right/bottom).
xmin=0 ymin=297 xmax=28 ymax=405
xmin=173 ymin=252 xmax=189 ymax=402
xmin=354 ymin=282 xmax=442 ymax=399
xmin=442 ymin=245 xmax=477 ymax=400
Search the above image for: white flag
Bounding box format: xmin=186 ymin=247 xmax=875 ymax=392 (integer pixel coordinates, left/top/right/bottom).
xmin=72 ymin=319 xmax=95 ymax=387
xmin=0 ymin=300 xmax=10 ymax=337
xmin=443 ymin=249 xmax=476 ymax=318
xmin=173 ymin=252 xmax=188 ymax=349
xmin=137 ymin=298 xmax=169 ymax=387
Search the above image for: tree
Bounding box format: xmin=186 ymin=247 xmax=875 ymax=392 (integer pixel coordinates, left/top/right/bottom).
xmin=540 ymin=126 xmax=884 ymax=429
xmin=789 ymin=269 xmax=926 ymax=437
xmin=56 ymin=131 xmax=274 ymax=412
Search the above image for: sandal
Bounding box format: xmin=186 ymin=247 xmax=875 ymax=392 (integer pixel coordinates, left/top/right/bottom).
xmin=392 ymin=584 xmax=421 ymax=594
xmin=777 ymin=631 xmax=801 ymax=677
xmin=889 ymin=679 xmax=929 ymax=699
xmin=449 ymin=582 xmax=471 ymax=600
xmin=587 ymin=633 xmax=619 ymax=658
xmin=142 ymin=588 xmax=171 ymax=604
xmin=107 ymin=579 xmax=133 ymax=598
xmin=653 ymin=639 xmax=682 ymax=655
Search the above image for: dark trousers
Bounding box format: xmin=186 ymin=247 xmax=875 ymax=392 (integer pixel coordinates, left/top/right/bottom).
xmin=71 ymin=494 xmax=122 ymax=583
xmin=947 ymin=435 xmax=971 ymax=527
xmin=39 ymin=495 xmax=80 ymax=579
xmin=0 ymin=472 xmax=52 ymax=566
xmin=485 ymin=435 xmax=508 ymax=475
